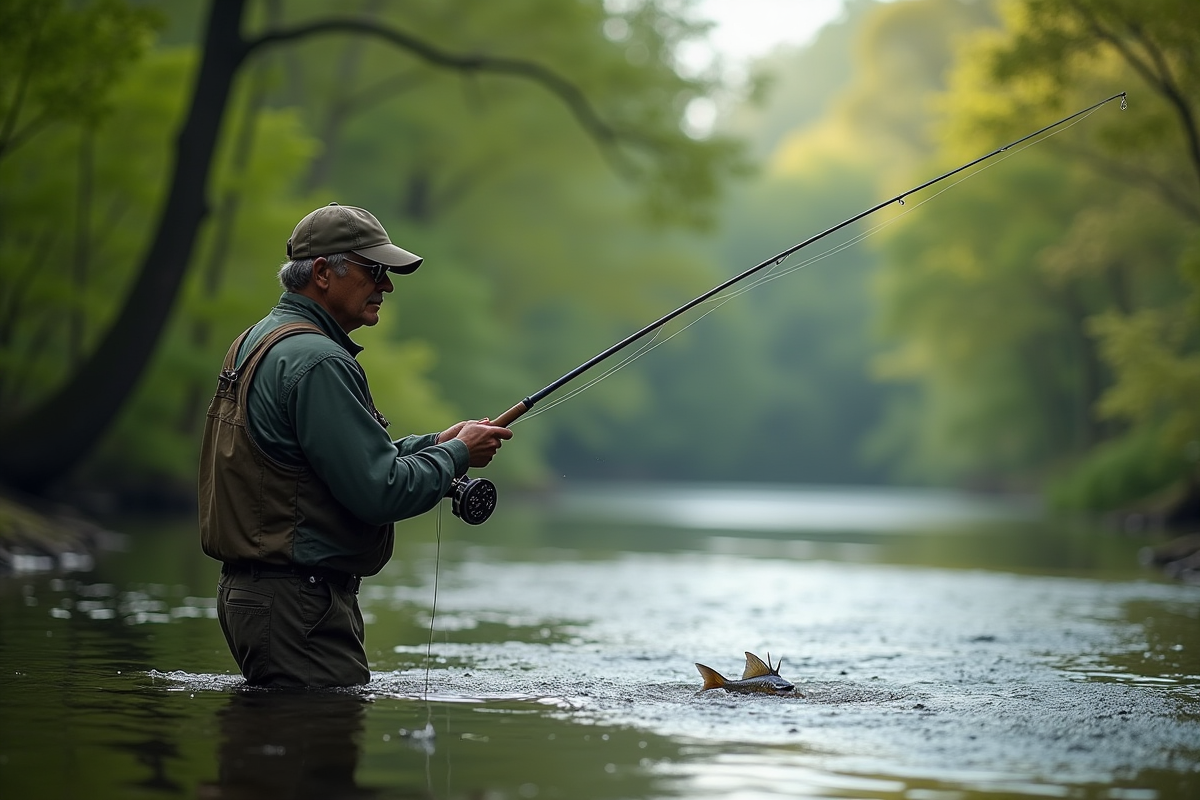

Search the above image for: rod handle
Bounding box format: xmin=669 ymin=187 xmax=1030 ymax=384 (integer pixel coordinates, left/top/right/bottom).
xmin=492 ymin=401 xmax=530 ymax=428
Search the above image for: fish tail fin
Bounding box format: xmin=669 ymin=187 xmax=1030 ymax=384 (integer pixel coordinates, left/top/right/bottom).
xmin=695 ymin=662 xmax=727 ymax=691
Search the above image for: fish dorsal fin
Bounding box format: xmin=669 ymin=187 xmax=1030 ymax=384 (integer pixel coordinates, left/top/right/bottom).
xmin=695 ymin=663 xmax=728 ymax=691
xmin=741 ymin=651 xmax=777 ymax=679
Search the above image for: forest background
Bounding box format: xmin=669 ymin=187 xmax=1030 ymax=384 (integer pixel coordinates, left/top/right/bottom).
xmin=0 ymin=0 xmax=1196 ymax=520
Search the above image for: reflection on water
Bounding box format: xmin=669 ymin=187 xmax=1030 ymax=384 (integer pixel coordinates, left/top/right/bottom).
xmin=554 ymin=482 xmax=1040 ymax=532
xmin=1057 ymin=598 xmax=1200 ymax=699
xmin=1 ymin=483 xmax=1198 ymax=800
xmin=203 ymin=691 xmax=371 ymax=799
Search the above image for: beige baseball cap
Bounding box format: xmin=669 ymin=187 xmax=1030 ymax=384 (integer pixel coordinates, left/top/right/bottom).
xmin=286 ymin=202 xmax=422 ymax=273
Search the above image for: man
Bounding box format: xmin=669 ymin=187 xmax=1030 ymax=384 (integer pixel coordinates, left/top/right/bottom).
xmin=198 ymin=202 xmax=512 ymax=688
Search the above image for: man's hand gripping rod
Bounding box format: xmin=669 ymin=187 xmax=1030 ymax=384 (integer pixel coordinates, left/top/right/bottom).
xmin=448 ymin=92 xmax=1128 ymax=525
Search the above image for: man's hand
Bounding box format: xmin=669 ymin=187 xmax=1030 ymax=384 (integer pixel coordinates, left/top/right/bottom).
xmin=438 ymin=419 xmax=513 ymax=468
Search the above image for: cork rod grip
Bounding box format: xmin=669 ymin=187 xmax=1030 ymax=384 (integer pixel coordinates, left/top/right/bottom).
xmin=493 ymin=401 xmax=530 ymax=428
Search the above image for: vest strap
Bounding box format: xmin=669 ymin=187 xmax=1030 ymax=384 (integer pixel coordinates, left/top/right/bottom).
xmin=228 ymin=322 xmax=325 ymax=405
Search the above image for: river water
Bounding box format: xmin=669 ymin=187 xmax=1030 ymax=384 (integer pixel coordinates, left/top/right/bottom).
xmin=1 ymin=483 xmax=1198 ymax=799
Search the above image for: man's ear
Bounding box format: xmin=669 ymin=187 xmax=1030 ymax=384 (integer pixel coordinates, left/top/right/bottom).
xmin=311 ymin=256 xmax=331 ymax=290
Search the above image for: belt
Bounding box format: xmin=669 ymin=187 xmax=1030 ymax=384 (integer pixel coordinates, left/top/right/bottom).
xmin=221 ymin=562 xmax=362 ymax=595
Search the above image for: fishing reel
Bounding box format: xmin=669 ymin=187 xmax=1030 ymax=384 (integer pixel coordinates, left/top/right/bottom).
xmin=447 ymin=475 xmax=497 ymax=525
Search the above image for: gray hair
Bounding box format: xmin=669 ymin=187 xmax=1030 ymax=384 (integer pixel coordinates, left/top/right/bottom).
xmin=278 ymin=251 xmax=348 ymax=291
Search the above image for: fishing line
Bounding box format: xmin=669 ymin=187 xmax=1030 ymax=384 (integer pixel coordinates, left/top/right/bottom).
xmin=518 ymin=100 xmax=1112 ymax=425
xmin=730 ymin=102 xmax=1107 ymax=296
xmin=514 ymin=327 xmax=666 ymax=423
xmin=495 ymin=92 xmax=1127 ymax=428
xmin=422 ymin=502 xmax=443 ymax=727
xmin=439 ymin=92 xmax=1126 ymax=525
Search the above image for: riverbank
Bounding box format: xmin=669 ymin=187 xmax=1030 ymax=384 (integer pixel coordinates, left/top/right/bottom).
xmin=0 ymin=491 xmax=122 ymax=575
xmin=1140 ymin=532 xmax=1200 ymax=583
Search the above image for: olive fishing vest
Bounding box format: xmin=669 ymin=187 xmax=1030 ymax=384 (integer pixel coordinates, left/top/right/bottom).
xmin=197 ymin=322 xmax=394 ymax=576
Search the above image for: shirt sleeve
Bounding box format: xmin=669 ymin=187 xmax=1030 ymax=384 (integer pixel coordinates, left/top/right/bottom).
xmin=285 ymin=353 xmax=470 ymax=525
xmin=394 ymin=433 xmax=441 ymax=457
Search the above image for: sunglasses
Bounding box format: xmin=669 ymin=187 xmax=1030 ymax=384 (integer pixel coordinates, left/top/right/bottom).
xmin=344 ymin=257 xmax=390 ymax=284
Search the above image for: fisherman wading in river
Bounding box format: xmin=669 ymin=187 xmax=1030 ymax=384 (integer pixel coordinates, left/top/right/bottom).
xmin=197 ymin=203 xmax=512 ymax=688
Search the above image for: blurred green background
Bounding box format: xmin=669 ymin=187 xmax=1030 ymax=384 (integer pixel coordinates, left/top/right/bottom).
xmin=0 ymin=0 xmax=1196 ymax=518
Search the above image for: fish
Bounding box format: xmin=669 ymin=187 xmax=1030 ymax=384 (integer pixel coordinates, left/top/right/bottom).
xmin=695 ymin=651 xmax=798 ymax=695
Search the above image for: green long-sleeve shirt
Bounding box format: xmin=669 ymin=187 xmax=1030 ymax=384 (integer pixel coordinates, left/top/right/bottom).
xmin=237 ymin=293 xmax=468 ymax=532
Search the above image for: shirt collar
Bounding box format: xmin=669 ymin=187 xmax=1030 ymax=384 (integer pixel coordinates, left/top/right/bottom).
xmin=273 ymin=292 xmax=363 ymax=357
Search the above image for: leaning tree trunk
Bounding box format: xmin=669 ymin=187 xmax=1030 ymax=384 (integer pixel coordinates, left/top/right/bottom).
xmin=0 ymin=0 xmax=641 ymax=495
xmin=0 ymin=0 xmax=250 ymax=493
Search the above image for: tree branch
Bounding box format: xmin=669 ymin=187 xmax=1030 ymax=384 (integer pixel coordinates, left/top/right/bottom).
xmin=0 ymin=111 xmax=53 ymax=162
xmin=1122 ymin=21 xmax=1200 ymax=198
xmin=89 ymin=197 xmax=132 ymax=266
xmin=343 ymin=69 xmax=424 ymax=115
xmin=1067 ymin=141 xmax=1200 ymax=223
xmin=244 ymin=18 xmax=652 ymax=178
xmin=4 ymin=313 xmax=63 ymax=420
xmin=435 ymin=158 xmax=499 ymax=218
xmin=0 ymin=228 xmax=54 ymax=390
xmin=1066 ymin=0 xmax=1200 ymax=200
xmin=0 ymin=5 xmax=49 ymax=162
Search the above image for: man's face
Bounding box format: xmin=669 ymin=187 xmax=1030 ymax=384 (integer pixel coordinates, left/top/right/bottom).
xmin=317 ymin=256 xmax=395 ymax=333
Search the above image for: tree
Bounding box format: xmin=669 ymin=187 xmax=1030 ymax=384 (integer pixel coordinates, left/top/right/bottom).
xmin=873 ymin=0 xmax=1200 ymax=508
xmin=986 ymin=0 xmax=1200 ymax=514
xmin=0 ymin=0 xmax=740 ymax=493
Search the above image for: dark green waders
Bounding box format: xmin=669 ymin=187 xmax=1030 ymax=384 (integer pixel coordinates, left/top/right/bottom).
xmin=217 ymin=565 xmax=369 ymax=688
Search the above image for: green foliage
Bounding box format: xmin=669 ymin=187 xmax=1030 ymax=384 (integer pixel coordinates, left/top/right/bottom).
xmin=0 ymin=0 xmax=162 ymax=420
xmin=248 ymin=0 xmax=747 ymax=485
xmin=786 ymin=0 xmax=998 ymax=190
xmin=0 ymin=0 xmax=162 ymax=154
xmin=872 ymin=157 xmax=1156 ymax=483
xmin=0 ymin=30 xmax=458 ymax=491
xmin=547 ymin=3 xmax=931 ymax=485
xmin=709 ymin=0 xmax=999 ymax=485
xmin=1046 ymin=424 xmax=1190 ymax=511
xmin=71 ymin=51 xmax=331 ymax=489
xmin=872 ymin=0 xmax=1200 ymax=505
xmin=258 ymin=0 xmax=745 ymax=227
xmin=34 ymin=0 xmax=1200 ymax=502
xmin=5 ymin=0 xmax=750 ymax=496
xmin=0 ymin=44 xmax=186 ymax=421
xmin=1091 ymin=302 xmax=1200 ymax=459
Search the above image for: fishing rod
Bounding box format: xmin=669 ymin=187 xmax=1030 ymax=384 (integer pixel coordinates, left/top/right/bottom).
xmin=446 ymin=90 xmax=1128 ymax=525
